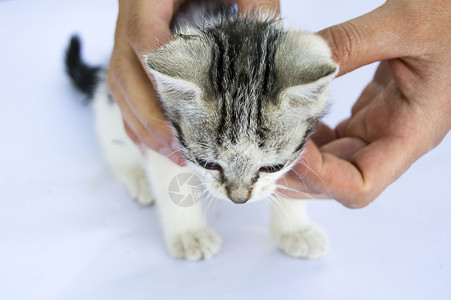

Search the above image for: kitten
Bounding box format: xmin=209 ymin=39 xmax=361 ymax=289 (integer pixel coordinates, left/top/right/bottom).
xmin=65 ymin=3 xmax=338 ymax=260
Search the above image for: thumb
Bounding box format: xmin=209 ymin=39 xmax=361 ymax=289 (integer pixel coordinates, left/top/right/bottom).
xmin=317 ymin=2 xmax=407 ymax=76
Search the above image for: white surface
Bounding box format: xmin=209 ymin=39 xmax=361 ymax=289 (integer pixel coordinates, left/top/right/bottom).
xmin=0 ymin=1 xmax=450 ymax=299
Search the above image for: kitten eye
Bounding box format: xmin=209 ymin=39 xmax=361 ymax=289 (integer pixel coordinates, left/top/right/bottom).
xmin=196 ymin=158 xmax=222 ymax=171
xmin=259 ymin=164 xmax=285 ymax=173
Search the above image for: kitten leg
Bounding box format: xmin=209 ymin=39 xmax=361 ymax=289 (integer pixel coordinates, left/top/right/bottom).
xmin=144 ymin=151 xmax=222 ymax=260
xmin=270 ymin=198 xmax=328 ymax=259
xmin=93 ymin=87 xmax=154 ymax=205
xmin=108 ymin=160 xmax=154 ymax=206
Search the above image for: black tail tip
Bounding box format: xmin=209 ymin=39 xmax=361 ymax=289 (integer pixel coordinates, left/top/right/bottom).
xmin=65 ymin=34 xmax=100 ymax=99
xmin=67 ymin=35 xmax=81 ymax=59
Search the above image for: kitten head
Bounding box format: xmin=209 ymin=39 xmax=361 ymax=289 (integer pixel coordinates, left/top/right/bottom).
xmin=145 ymin=14 xmax=337 ymax=204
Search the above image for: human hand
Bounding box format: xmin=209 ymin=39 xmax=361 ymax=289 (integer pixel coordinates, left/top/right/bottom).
xmin=281 ymin=0 xmax=451 ymax=208
xmin=106 ymin=0 xmax=182 ymax=164
xmin=107 ymin=0 xmax=279 ymax=165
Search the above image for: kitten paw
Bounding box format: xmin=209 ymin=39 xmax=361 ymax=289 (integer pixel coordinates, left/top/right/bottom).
xmin=166 ymin=228 xmax=222 ymax=261
xmin=273 ymin=225 xmax=328 ymax=259
xmin=123 ymin=168 xmax=154 ymax=205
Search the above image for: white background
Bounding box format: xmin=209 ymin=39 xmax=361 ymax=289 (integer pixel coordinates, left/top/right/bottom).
xmin=0 ymin=1 xmax=450 ymax=299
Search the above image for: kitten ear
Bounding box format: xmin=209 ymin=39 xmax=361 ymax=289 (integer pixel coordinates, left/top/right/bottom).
xmin=145 ymin=34 xmax=211 ymax=86
xmin=281 ymin=66 xmax=337 ymax=105
xmin=276 ymin=31 xmax=338 ymax=113
xmin=148 ymin=69 xmax=202 ymax=109
xmin=145 ymin=34 xmax=211 ymax=111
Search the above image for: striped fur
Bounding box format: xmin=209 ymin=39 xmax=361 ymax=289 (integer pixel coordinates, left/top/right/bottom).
xmin=145 ymin=7 xmax=337 ymax=203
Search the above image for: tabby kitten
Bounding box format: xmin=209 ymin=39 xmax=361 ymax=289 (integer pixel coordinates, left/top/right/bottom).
xmin=66 ymin=3 xmax=337 ymax=260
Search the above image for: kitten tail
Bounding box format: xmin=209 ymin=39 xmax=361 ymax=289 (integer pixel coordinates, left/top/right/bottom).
xmin=65 ymin=35 xmax=101 ymax=99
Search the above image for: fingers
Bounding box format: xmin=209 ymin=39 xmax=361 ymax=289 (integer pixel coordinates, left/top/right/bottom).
xmin=299 ymin=0 xmax=451 ymax=208
xmin=107 ymin=65 xmax=169 ymax=146
xmin=107 ymin=0 xmax=185 ymax=165
xmin=291 ymin=140 xmax=371 ymax=208
xmin=237 ymin=0 xmax=280 ymax=13
xmin=126 ymin=0 xmax=173 ymax=55
xmin=317 ymin=3 xmax=409 ymax=76
xmin=320 ymin=137 xmax=367 ymax=161
xmin=277 ymin=174 xmax=329 ymax=199
xmin=350 ymin=62 xmax=390 ymax=116
xmin=334 ymin=118 xmax=349 ymax=138
xmin=106 ymin=71 xmax=147 ymax=144
xmin=310 ymin=122 xmax=336 ymax=147
xmin=111 ymin=69 xmax=185 ymax=164
xmin=111 ymin=48 xmax=169 ymax=139
xmin=294 ymin=135 xmax=416 ymax=208
xmin=123 ymin=120 xmax=140 ymax=145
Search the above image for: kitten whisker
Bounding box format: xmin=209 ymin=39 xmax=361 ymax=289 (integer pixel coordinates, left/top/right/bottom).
xmin=286 ymin=168 xmax=312 ymax=195
xmin=295 ymin=156 xmax=332 ymax=197
xmin=274 ymin=186 xmax=315 ymax=200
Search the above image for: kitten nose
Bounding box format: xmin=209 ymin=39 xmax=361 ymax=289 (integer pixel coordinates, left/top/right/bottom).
xmin=227 ymin=187 xmax=251 ymax=204
xmin=230 ymin=196 xmax=249 ymax=204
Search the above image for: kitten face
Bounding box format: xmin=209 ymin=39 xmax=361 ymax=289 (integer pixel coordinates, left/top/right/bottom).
xmin=146 ymin=13 xmax=337 ymax=203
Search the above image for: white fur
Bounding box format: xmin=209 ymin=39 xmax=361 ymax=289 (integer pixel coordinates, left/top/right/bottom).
xmin=93 ymin=82 xmax=153 ymax=205
xmin=270 ymin=199 xmax=328 ymax=259
xmin=93 ymin=81 xmax=221 ymax=260
xmin=92 ymin=79 xmax=327 ymax=260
